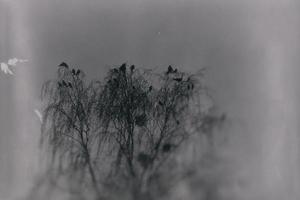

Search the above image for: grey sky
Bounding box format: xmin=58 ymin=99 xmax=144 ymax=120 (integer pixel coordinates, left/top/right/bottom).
xmin=1 ymin=0 xmax=300 ymax=199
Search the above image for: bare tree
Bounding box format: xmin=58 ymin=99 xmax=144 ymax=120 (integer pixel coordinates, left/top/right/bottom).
xmin=39 ymin=62 xmax=216 ymax=200
xmin=96 ymin=64 xmax=207 ymax=199
xmin=41 ymin=63 xmax=102 ymax=197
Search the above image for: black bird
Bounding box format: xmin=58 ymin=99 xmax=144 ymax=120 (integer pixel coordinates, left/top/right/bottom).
xmin=173 ymin=77 xmax=183 ymax=82
xmin=162 ymin=143 xmax=172 ymax=153
xmin=149 ymin=86 xmax=152 ymax=92
xmin=59 ymin=62 xmax=68 ymax=68
xmin=68 ymin=82 xmax=72 ymax=88
xmin=76 ymin=69 xmax=81 ymax=76
xmin=166 ymin=65 xmax=173 ymax=74
xmin=130 ymin=65 xmax=135 ymax=71
xmin=119 ymin=63 xmax=126 ymax=73
xmin=71 ymin=69 xmax=76 ymax=75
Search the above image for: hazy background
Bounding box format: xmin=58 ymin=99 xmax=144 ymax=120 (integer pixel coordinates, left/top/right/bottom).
xmin=0 ymin=0 xmax=300 ymax=199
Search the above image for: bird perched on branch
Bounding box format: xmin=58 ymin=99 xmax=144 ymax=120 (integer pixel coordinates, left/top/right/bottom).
xmin=59 ymin=62 xmax=69 ymax=68
xmin=130 ymin=65 xmax=135 ymax=71
xmin=166 ymin=65 xmax=173 ymax=74
xmin=119 ymin=63 xmax=126 ymax=73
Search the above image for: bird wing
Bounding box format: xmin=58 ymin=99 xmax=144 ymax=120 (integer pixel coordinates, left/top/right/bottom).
xmin=34 ymin=109 xmax=43 ymax=123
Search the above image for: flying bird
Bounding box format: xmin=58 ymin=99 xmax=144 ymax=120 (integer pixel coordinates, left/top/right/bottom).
xmin=34 ymin=109 xmax=43 ymax=123
xmin=59 ymin=62 xmax=69 ymax=68
xmin=1 ymin=62 xmax=13 ymax=75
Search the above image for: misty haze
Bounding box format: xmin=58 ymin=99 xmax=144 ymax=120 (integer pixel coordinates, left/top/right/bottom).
xmin=0 ymin=0 xmax=300 ymax=200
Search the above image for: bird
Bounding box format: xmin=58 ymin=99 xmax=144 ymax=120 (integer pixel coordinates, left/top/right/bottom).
xmin=34 ymin=109 xmax=43 ymax=123
xmin=59 ymin=62 xmax=69 ymax=68
xmin=173 ymin=77 xmax=183 ymax=82
xmin=76 ymin=69 xmax=81 ymax=75
xmin=71 ymin=69 xmax=76 ymax=75
xmin=130 ymin=65 xmax=135 ymax=71
xmin=119 ymin=63 xmax=126 ymax=72
xmin=0 ymin=62 xmax=13 ymax=75
xmin=166 ymin=65 xmax=173 ymax=74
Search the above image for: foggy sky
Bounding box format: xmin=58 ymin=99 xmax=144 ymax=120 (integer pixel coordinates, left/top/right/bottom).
xmin=1 ymin=0 xmax=300 ymax=199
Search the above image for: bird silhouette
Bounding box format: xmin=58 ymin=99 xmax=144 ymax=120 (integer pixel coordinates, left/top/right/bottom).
xmin=119 ymin=63 xmax=126 ymax=73
xmin=130 ymin=65 xmax=135 ymax=71
xmin=0 ymin=62 xmax=13 ymax=75
xmin=166 ymin=65 xmax=173 ymax=74
xmin=59 ymin=62 xmax=69 ymax=68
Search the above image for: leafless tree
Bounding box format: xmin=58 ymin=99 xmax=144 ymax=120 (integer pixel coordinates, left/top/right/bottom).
xmin=38 ymin=62 xmax=218 ymax=200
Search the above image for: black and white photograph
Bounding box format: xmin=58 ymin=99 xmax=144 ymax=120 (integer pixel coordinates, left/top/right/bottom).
xmin=0 ymin=0 xmax=300 ymax=199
